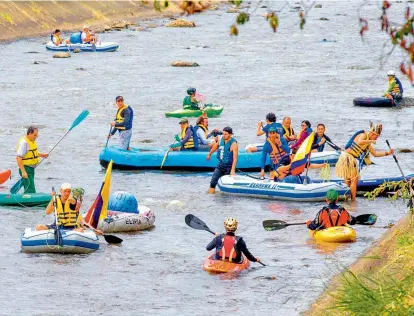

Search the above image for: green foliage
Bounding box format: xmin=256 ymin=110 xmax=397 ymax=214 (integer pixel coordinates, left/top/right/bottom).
xmin=236 ymin=12 xmax=249 ymax=25
xmin=397 ymin=235 xmax=414 ymax=247
xmin=364 ymin=180 xmax=413 ymax=201
xmin=230 ymin=0 xmax=243 ymax=8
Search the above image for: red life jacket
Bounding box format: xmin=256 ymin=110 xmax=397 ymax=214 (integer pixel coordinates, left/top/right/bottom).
xmin=318 ymin=207 xmax=350 ymax=228
xmin=218 ymin=235 xmax=238 ymax=262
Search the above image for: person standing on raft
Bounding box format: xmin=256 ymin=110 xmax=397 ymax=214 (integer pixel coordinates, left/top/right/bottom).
xmin=16 ymin=126 xmax=49 ymax=194
xmin=207 ymin=127 xmax=238 ymax=194
xmin=206 ymin=217 xmax=260 ymax=264
xmin=306 ymin=189 xmax=356 ymax=230
xmin=108 ymin=96 xmax=133 ymax=150
xmin=384 ymin=70 xmax=403 ymax=102
xmin=335 ymin=123 xmax=394 ymax=200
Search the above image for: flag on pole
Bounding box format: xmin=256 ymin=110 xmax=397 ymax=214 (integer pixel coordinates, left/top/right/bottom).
xmin=84 ymin=160 xmax=113 ymax=229
xmin=290 ymin=133 xmax=315 ymax=176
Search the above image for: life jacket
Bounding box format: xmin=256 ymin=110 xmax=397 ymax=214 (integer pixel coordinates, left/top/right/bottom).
xmin=283 ymin=125 xmax=294 ymax=138
xmin=183 ymin=96 xmax=199 ymax=109
xmin=217 ymin=137 xmax=236 ymax=166
xmin=82 ymin=30 xmax=93 ymax=43
xmin=318 ymin=206 xmax=350 ymax=228
xmin=345 ymin=130 xmax=372 ymax=165
xmin=315 ymin=134 xmax=325 ymax=152
xmin=395 ymin=77 xmax=403 ymax=94
xmin=17 ymin=136 xmax=40 ymax=166
xmin=51 ymin=33 xmax=62 ymax=44
xmin=115 ymin=105 xmax=133 ymax=130
xmin=56 ymin=196 xmax=79 ymax=227
xmin=268 ymin=137 xmax=288 ymax=166
xmin=196 ymin=124 xmax=208 ymax=139
xmin=217 ymin=234 xmax=240 ymax=262
xmin=389 ymin=77 xmax=403 ymax=94
xmin=180 ymin=125 xmax=198 ymax=149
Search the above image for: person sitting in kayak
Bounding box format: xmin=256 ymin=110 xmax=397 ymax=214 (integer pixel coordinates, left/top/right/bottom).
xmin=207 ymin=127 xmax=238 ymax=194
xmin=282 ymin=116 xmax=296 ymax=143
xmin=384 ymin=70 xmax=403 ymax=102
xmin=247 ymin=113 xmax=284 ymax=153
xmin=81 ymin=25 xmax=98 ymax=44
xmin=335 ymin=122 xmax=394 ymax=200
xmin=206 ymin=217 xmax=260 ymax=264
xmin=194 ymin=116 xmax=221 ymax=150
xmin=171 ymin=118 xmax=198 ymax=151
xmin=108 ymin=96 xmax=133 ymax=150
xmin=290 ymin=120 xmax=312 ymax=154
xmin=306 ymin=189 xmax=356 ymax=230
xmin=259 ymin=127 xmax=291 ymax=179
xmin=311 ymin=123 xmax=341 ymax=152
xmin=183 ymin=87 xmax=202 ymax=110
xmin=51 ymin=29 xmax=70 ymax=46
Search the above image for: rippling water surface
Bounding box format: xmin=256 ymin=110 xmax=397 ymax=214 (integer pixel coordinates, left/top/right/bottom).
xmin=0 ymin=2 xmax=413 ymax=315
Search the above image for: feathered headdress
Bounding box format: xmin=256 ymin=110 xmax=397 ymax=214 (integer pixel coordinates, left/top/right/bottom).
xmin=369 ymin=121 xmax=383 ymax=135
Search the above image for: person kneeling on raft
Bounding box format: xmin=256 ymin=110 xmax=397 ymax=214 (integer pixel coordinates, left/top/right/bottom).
xmin=35 ymin=183 xmax=101 ymax=234
xmin=194 ymin=116 xmax=221 ymax=150
xmin=206 ymin=217 xmax=261 ymax=264
xmin=81 ymin=25 xmax=98 ymax=44
xmin=311 ymin=123 xmax=341 ymax=152
xmin=384 ymin=70 xmax=403 ymax=102
xmin=259 ymin=127 xmax=291 ymax=179
xmin=51 ymin=29 xmax=71 ymax=46
xmin=306 ymin=189 xmax=356 ymax=230
xmin=171 ymin=118 xmax=198 ymax=151
xmin=247 ymin=112 xmax=284 ymax=153
xmin=207 ymin=127 xmax=238 ymax=194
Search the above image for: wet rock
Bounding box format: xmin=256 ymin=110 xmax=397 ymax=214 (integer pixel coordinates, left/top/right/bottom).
xmin=76 ymin=67 xmax=86 ymax=71
xmin=398 ymin=148 xmax=413 ymax=153
xmin=132 ymin=27 xmax=148 ymax=31
xmin=104 ymin=25 xmax=112 ymax=32
xmin=261 ymin=5 xmax=267 ymax=8
xmin=315 ymin=4 xmax=322 ymax=8
xmin=147 ymin=23 xmax=158 ymax=28
xmin=140 ymin=139 xmax=153 ymax=143
xmin=208 ymin=4 xmax=219 ymax=10
xmin=227 ymin=8 xmax=240 ymax=13
xmin=26 ymin=51 xmax=39 ymax=54
xmin=33 ymin=61 xmax=47 ymax=64
xmin=347 ymin=65 xmax=372 ymax=70
xmin=73 ymin=48 xmax=81 ymax=53
xmin=320 ymin=17 xmax=329 ymax=20
xmin=166 ymin=200 xmax=184 ymax=210
xmin=171 ymin=61 xmax=200 ymax=67
xmin=53 ymin=52 xmax=71 ymax=58
xmin=166 ymin=19 xmax=196 ymax=27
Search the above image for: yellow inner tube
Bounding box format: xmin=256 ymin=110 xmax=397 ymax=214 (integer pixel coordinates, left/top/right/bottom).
xmin=309 ymin=226 xmax=356 ymax=243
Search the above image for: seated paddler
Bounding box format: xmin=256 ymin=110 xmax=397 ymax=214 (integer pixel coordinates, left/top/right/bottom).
xmin=384 ymin=70 xmax=403 ymax=102
xmin=311 ymin=123 xmax=341 ymax=152
xmin=171 ymin=118 xmax=198 ymax=151
xmin=194 ymin=116 xmax=221 ymax=150
xmin=183 ymin=87 xmax=202 ymax=110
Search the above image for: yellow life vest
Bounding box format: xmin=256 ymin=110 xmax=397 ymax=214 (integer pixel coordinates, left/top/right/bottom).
xmin=56 ymin=196 xmax=79 ymax=227
xmin=347 ymin=132 xmax=372 ymax=165
xmin=388 ymin=77 xmax=401 ymax=94
xmin=197 ymin=124 xmax=208 ymax=138
xmin=115 ymin=105 xmax=128 ymax=130
xmin=283 ymin=125 xmax=294 ymax=137
xmin=53 ymin=34 xmax=62 ymax=44
xmin=17 ymin=136 xmax=40 ymax=166
xmin=180 ymin=126 xmax=194 ymax=149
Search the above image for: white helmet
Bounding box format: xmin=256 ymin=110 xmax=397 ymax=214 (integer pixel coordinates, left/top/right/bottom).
xmin=387 ymin=70 xmax=395 ymax=76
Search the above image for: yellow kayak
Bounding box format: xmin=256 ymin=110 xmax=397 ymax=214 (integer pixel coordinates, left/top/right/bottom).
xmin=309 ymin=226 xmax=356 ymax=243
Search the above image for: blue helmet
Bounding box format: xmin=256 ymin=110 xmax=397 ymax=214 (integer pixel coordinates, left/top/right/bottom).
xmin=187 ymin=87 xmax=196 ymax=95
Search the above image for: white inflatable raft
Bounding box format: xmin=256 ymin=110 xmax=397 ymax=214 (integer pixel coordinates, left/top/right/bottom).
xmin=45 ymin=41 xmax=119 ymax=52
xmin=217 ymin=175 xmax=349 ymax=201
xmin=98 ymin=206 xmax=155 ymax=233
xmin=21 ymin=227 xmax=99 ymax=254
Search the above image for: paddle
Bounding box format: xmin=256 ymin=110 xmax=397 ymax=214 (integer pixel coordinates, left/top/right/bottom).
xmin=105 ymin=127 xmax=113 ymax=148
xmin=160 ymin=138 xmax=176 ymax=169
xmin=52 ymin=187 xmax=63 ymax=246
xmin=263 ymin=214 xmax=378 ymax=231
xmin=185 ymin=214 xmax=266 ymax=266
xmin=237 ymin=169 xmax=264 ymax=180
xmin=84 ymin=223 xmax=123 ymax=244
xmin=10 ymin=110 xmax=90 ymax=194
xmin=386 ymin=140 xmax=405 ymax=179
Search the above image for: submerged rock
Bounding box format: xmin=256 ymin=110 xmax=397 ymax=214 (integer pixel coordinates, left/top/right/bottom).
xmin=315 ymin=4 xmax=322 ymax=8
xmin=53 ymin=52 xmax=71 ymax=58
xmin=227 ymin=8 xmax=239 ymax=13
xmin=166 ymin=19 xmax=196 ymax=27
xmin=172 ymin=61 xmax=200 ymax=67
xmin=73 ymin=48 xmax=81 ymax=53
xmin=33 ymin=61 xmax=47 ymax=64
xmin=320 ymin=17 xmax=329 ymax=20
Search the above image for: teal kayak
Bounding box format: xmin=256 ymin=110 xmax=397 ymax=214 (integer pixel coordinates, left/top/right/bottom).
xmin=0 ymin=193 xmax=51 ymax=207
xmin=165 ymin=105 xmax=224 ymax=118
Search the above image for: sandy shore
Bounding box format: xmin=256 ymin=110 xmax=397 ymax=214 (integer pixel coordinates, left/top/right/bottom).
xmin=0 ymin=1 xmax=184 ymax=43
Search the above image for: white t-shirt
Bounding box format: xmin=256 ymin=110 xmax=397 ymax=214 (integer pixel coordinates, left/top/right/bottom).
xmin=81 ymin=32 xmax=87 ymax=43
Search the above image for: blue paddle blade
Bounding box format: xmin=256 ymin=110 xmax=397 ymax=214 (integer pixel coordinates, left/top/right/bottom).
xmin=10 ymin=178 xmax=23 ymax=194
xmin=69 ymin=110 xmax=89 ymax=131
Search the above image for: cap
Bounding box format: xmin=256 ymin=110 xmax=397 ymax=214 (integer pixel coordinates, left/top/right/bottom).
xmin=268 ymin=127 xmax=277 ymax=133
xmin=223 ymin=126 xmax=233 ymax=134
xmin=61 ymin=183 xmax=72 ymax=190
xmin=326 ymin=189 xmax=338 ymax=202
xmin=179 ymin=118 xmax=188 ymax=124
xmin=115 ymin=96 xmax=124 ymax=102
xmin=387 ymin=70 xmax=395 ymax=76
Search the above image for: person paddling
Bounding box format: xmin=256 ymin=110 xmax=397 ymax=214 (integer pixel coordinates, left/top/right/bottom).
xmin=183 ymin=87 xmax=202 ymax=110
xmin=51 ymin=29 xmax=70 ymax=46
xmin=207 ymin=127 xmax=238 ymax=194
xmin=108 ymin=96 xmax=133 ymax=150
xmin=335 ymin=122 xmax=394 ymax=200
xmin=16 ymin=127 xmax=49 ymax=194
xmin=306 ymin=189 xmax=356 ymax=230
xmin=206 ymin=217 xmax=260 ymax=264
xmin=384 ymin=70 xmax=403 ymax=102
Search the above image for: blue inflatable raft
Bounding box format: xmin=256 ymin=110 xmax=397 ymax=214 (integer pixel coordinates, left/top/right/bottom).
xmin=46 ymin=42 xmax=119 ymax=52
xmin=99 ymin=146 xmax=340 ymax=171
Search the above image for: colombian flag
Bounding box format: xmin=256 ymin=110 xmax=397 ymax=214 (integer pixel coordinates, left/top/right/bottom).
xmin=290 ymin=133 xmax=315 ymax=176
xmin=84 ymin=160 xmax=113 ymax=229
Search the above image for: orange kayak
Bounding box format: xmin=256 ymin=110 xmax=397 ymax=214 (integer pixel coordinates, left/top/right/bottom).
xmin=0 ymin=170 xmax=11 ymax=185
xmin=202 ymin=255 xmax=250 ymax=273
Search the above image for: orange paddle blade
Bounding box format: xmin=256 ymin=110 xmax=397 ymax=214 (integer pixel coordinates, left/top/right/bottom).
xmin=0 ymin=170 xmax=11 ymax=185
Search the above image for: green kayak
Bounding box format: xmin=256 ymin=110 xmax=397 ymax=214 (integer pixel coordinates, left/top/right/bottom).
xmin=165 ymin=105 xmax=224 ymax=118
xmin=0 ymin=193 xmax=51 ymax=207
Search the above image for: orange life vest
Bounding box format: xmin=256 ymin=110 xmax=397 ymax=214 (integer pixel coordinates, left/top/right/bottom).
xmin=268 ymin=137 xmax=287 ymax=165
xmin=218 ymin=235 xmax=238 ymax=262
xmin=318 ymin=207 xmax=350 ymax=228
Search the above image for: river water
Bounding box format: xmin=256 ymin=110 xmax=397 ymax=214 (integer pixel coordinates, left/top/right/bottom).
xmin=0 ymin=2 xmax=413 ymax=315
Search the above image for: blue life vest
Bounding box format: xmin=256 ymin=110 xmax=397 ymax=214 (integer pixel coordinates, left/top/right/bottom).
xmin=344 ymin=130 xmax=364 ymax=150
xmin=395 ymin=77 xmax=403 ymax=94
xmin=190 ymin=125 xmax=199 ymax=149
xmin=217 ymin=138 xmax=236 ymax=166
xmin=315 ymin=135 xmax=325 ymax=152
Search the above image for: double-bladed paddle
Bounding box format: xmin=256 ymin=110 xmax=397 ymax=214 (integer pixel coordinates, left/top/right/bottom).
xmin=185 ymin=214 xmax=266 ymax=266
xmin=84 ymin=223 xmax=123 ymax=244
xmin=263 ymin=213 xmax=378 ymax=231
xmin=386 ymin=140 xmax=406 ymax=179
xmin=10 ymin=110 xmax=90 ymax=194
xmin=52 ymin=187 xmax=63 ymax=246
